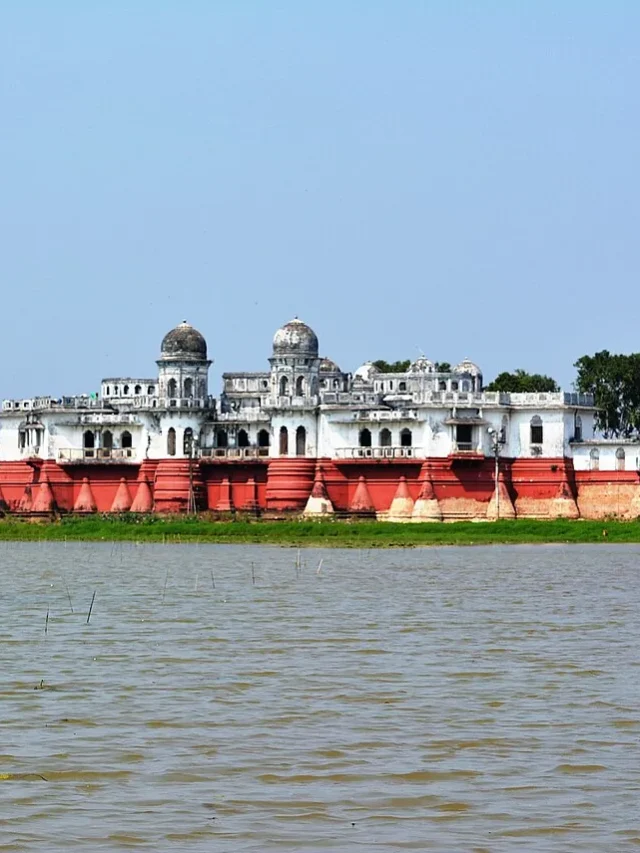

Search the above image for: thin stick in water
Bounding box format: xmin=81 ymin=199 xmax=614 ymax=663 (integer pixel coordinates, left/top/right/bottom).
xmin=251 ymin=562 xmax=256 ymax=586
xmin=210 ymin=569 xmax=216 ymax=590
xmin=62 ymin=576 xmax=74 ymax=613
xmin=86 ymin=591 xmax=96 ymax=624
xmin=162 ymin=569 xmax=169 ymax=603
xmin=45 ymin=606 xmax=49 ymax=635
xmin=316 ymin=558 xmax=324 ymax=575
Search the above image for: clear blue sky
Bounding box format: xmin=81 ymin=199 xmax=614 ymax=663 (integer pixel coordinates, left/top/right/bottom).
xmin=1 ymin=2 xmax=638 ymax=397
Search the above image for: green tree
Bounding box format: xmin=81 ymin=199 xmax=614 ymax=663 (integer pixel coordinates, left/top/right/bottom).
xmin=435 ymin=362 xmax=451 ymax=372
xmin=574 ymin=351 xmax=640 ymax=437
xmin=485 ymin=369 xmax=559 ymax=393
xmin=372 ymin=359 xmax=411 ymax=373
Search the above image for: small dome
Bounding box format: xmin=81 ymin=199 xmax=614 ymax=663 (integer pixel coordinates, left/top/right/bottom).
xmin=353 ymin=361 xmax=379 ymax=382
xmin=408 ymin=356 xmax=434 ymax=374
xmin=319 ymin=357 xmax=341 ymax=373
xmin=454 ymin=357 xmax=482 ymax=376
xmin=272 ymin=318 xmax=319 ymax=357
xmin=160 ymin=321 xmax=208 ymax=360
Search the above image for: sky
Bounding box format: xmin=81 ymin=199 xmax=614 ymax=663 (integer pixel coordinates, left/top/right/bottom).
xmin=1 ymin=1 xmax=639 ymax=397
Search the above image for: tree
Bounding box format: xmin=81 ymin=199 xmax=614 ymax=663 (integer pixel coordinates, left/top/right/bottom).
xmin=435 ymin=362 xmax=451 ymax=373
xmin=372 ymin=359 xmax=411 ymax=373
xmin=485 ymin=369 xmax=559 ymax=393
xmin=574 ymin=351 xmax=640 ymax=437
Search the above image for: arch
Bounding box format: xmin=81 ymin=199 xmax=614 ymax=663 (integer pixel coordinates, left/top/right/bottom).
xmin=183 ymin=427 xmax=193 ymax=455
xmin=198 ymin=378 xmax=206 ymax=398
xmin=102 ymin=430 xmax=113 ymax=450
xmin=296 ymin=425 xmax=306 ymax=457
xmin=398 ymin=381 xmax=407 ymax=392
xmin=590 ymin=447 xmax=599 ymax=471
xmin=106 ymin=386 xmax=111 ymax=396
xmin=147 ymin=385 xmax=154 ymax=395
xmin=295 ymin=376 xmax=305 ymax=396
xmin=238 ymin=429 xmax=250 ymax=448
xmin=83 ymin=430 xmax=95 ymax=450
xmin=123 ymin=384 xmax=130 ymax=395
xmin=279 ymin=426 xmax=289 ymax=456
xmin=359 ymin=428 xmax=372 ymax=448
xmin=121 ymin=430 xmax=132 ymax=449
xmin=379 ymin=428 xmax=392 ymax=447
xmin=167 ymin=378 xmax=177 ymax=398
xmin=258 ymin=429 xmax=270 ymax=448
xmin=216 ymin=429 xmax=228 ymax=448
xmin=114 ymin=386 xmax=119 ymax=395
xmin=400 ymin=428 xmax=412 ymax=447
xmin=279 ymin=375 xmax=289 ymax=397
xmin=134 ymin=384 xmax=142 ymax=395
xmin=574 ymin=415 xmax=583 ymax=442
xmin=167 ymin=427 xmax=176 ymax=456
xmin=438 ymin=380 xmax=446 ymax=391
xmin=451 ymin=381 xmax=459 ymax=391
xmin=184 ymin=377 xmax=194 ymax=397
xmin=461 ymin=380 xmax=470 ymax=392
xmin=616 ymin=447 xmax=626 ymax=471
xmin=530 ymin=415 xmax=543 ymax=445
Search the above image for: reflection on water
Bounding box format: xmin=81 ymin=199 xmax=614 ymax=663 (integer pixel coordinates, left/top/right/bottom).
xmin=1 ymin=542 xmax=640 ymax=851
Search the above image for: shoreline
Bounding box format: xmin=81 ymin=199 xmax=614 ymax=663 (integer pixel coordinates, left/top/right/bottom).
xmin=0 ymin=516 xmax=639 ymax=547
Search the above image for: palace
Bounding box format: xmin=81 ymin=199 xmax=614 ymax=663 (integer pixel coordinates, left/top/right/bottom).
xmin=0 ymin=318 xmax=638 ymax=519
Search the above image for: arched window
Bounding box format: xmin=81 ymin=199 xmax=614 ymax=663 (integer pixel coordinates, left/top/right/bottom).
xmin=238 ymin=429 xmax=249 ymax=448
xmin=616 ymin=447 xmax=626 ymax=471
xmin=198 ymin=379 xmax=206 ymax=398
xmin=279 ymin=376 xmax=289 ymax=396
xmin=114 ymin=386 xmax=119 ymax=395
xmin=590 ymin=447 xmax=599 ymax=471
xmin=379 ymin=428 xmax=392 ymax=447
xmin=296 ymin=425 xmax=306 ymax=456
xmin=438 ymin=380 xmax=446 ymax=391
xmin=295 ymin=376 xmax=304 ymax=396
xmin=574 ymin=415 xmax=583 ymax=442
xmin=279 ymin=426 xmax=289 ymax=456
xmin=106 ymin=386 xmax=111 ymax=396
xmin=167 ymin=378 xmax=177 ymax=398
xmin=451 ymin=381 xmax=459 ymax=391
xmin=530 ymin=416 xmax=543 ymax=445
xmin=461 ymin=380 xmax=470 ymax=392
xmin=258 ymin=429 xmax=270 ymax=447
xmin=184 ymin=377 xmax=194 ymax=397
xmin=123 ymin=384 xmax=130 ymax=395
xmin=183 ymin=427 xmax=193 ymax=455
xmin=83 ymin=430 xmax=95 ymax=450
xmin=134 ymin=384 xmax=141 ymax=395
xmin=102 ymin=430 xmax=113 ymax=450
xmin=121 ymin=430 xmax=132 ymax=449
xmin=147 ymin=385 xmax=154 ymax=395
xmin=399 ymin=381 xmax=407 ymax=392
xmin=400 ymin=428 xmax=412 ymax=447
xmin=167 ymin=427 xmax=176 ymax=456
xmin=359 ymin=428 xmax=372 ymax=447
xmin=216 ymin=429 xmax=228 ymax=448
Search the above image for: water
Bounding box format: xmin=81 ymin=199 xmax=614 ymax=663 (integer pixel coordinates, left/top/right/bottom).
xmin=1 ymin=542 xmax=640 ymax=851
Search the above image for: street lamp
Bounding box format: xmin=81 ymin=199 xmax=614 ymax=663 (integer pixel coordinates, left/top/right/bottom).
xmin=487 ymin=426 xmax=505 ymax=519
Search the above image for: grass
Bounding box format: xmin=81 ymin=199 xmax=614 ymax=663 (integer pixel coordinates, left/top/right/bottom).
xmin=0 ymin=515 xmax=639 ymax=547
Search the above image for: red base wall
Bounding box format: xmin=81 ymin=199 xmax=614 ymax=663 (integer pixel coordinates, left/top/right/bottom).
xmin=1 ymin=457 xmax=638 ymax=519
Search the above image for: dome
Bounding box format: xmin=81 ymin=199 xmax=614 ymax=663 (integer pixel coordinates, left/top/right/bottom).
xmin=353 ymin=361 xmax=379 ymax=382
xmin=453 ymin=357 xmax=482 ymax=376
xmin=272 ymin=318 xmax=319 ymax=357
xmin=408 ymin=356 xmax=434 ymax=374
xmin=160 ymin=321 xmax=208 ymax=360
xmin=319 ymin=357 xmax=341 ymax=373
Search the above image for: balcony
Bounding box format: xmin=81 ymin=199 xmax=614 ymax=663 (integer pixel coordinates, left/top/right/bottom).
xmin=58 ymin=448 xmax=136 ymax=463
xmin=335 ymin=446 xmax=420 ymax=460
xmin=199 ymin=447 xmax=270 ymax=460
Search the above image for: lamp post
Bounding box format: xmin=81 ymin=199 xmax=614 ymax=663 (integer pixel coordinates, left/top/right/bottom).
xmin=488 ymin=426 xmax=505 ymax=519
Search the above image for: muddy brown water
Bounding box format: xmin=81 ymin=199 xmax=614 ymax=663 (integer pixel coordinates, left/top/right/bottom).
xmin=1 ymin=542 xmax=639 ymax=851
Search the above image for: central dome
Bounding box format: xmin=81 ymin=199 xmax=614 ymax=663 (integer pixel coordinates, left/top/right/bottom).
xmin=272 ymin=318 xmax=319 ymax=357
xmin=160 ymin=321 xmax=208 ymax=360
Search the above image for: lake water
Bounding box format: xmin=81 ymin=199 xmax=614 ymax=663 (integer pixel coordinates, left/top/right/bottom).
xmin=1 ymin=542 xmax=640 ymax=851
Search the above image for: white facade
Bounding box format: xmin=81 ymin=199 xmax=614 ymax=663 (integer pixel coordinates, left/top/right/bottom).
xmin=0 ymin=318 xmax=599 ymax=465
